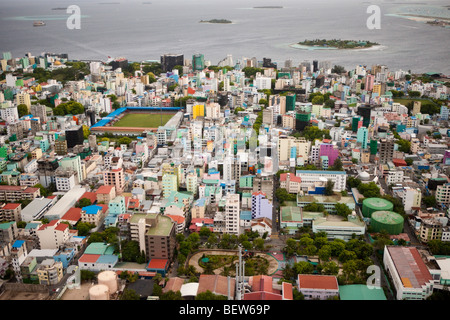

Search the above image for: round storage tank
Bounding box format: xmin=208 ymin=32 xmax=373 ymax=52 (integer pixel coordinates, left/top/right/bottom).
xmin=370 ymin=211 xmax=404 ymax=235
xmin=362 ymin=198 xmax=393 ymax=218
xmin=89 ymin=284 xmax=110 ymax=300
xmin=98 ymin=270 xmax=118 ymax=293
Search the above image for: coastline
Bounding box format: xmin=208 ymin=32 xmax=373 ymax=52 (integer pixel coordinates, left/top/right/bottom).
xmin=385 ymin=13 xmax=450 ymax=23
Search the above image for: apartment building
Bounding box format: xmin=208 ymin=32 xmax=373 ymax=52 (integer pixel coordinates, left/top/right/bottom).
xmin=0 ymin=185 xmax=40 ymax=202
xmin=436 ymin=183 xmax=450 ymax=205
xmin=295 ymin=170 xmax=347 ymax=192
xmin=103 ymin=168 xmax=125 ymax=195
xmin=36 ymin=220 xmax=70 ymax=250
xmin=129 ymin=213 xmax=176 ymax=261
xmin=225 ymin=193 xmax=240 ymax=235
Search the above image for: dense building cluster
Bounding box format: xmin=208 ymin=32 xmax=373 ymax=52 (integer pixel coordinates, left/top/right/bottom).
xmin=0 ymin=50 xmax=449 ymax=301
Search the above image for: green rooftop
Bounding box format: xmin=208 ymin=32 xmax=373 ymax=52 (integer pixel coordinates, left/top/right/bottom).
xmin=281 ymin=206 xmax=302 ymax=222
xmin=339 ymin=285 xmax=387 ymax=300
xmin=130 ymin=213 xmax=174 ymax=236
xmin=84 ymin=242 xmax=115 ymax=255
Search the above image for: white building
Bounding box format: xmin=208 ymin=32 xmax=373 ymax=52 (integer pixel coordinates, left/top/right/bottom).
xmin=225 ymin=193 xmax=240 ymax=235
xmin=386 ymin=170 xmax=404 ymax=185
xmin=297 ymin=274 xmax=339 ymax=300
xmin=402 ymin=187 xmax=422 ymax=213
xmin=36 ymin=220 xmax=70 ymax=250
xmin=254 ymin=76 xmax=272 ymax=90
xmin=295 ymin=170 xmax=347 ymax=192
xmin=383 ymin=246 xmax=434 ymax=300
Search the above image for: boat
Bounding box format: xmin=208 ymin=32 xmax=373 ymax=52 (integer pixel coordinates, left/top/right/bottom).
xmin=33 ymin=21 xmax=46 ymax=27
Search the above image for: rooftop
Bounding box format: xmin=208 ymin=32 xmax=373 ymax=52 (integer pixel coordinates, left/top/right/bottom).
xmin=386 ymin=246 xmax=433 ymax=289
xmin=298 ymin=274 xmax=339 ymax=290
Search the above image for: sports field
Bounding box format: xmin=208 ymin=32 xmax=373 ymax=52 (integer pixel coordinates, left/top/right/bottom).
xmin=113 ymin=113 xmax=174 ymax=128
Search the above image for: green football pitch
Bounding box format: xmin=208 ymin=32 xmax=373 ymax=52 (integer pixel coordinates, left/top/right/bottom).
xmin=112 ymin=113 xmax=175 ymax=128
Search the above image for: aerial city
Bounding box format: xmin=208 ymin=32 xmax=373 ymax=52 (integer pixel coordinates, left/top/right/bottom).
xmin=0 ymin=0 xmax=449 ymax=305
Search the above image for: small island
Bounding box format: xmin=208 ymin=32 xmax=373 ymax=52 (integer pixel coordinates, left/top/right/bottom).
xmin=199 ymin=19 xmax=232 ymax=24
xmin=297 ymin=39 xmax=379 ymax=49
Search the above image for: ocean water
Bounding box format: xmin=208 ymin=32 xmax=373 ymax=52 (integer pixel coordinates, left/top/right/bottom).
xmin=0 ymin=0 xmax=449 ymax=74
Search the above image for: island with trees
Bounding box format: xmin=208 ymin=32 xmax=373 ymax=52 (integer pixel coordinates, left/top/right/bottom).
xmin=296 ymin=39 xmax=380 ymax=50
xmin=199 ymin=19 xmax=232 ymax=24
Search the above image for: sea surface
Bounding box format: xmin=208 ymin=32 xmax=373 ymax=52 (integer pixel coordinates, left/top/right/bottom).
xmin=0 ymin=0 xmax=449 ymax=74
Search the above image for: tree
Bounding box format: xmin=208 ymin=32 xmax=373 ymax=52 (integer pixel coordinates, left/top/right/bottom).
xmin=321 ymin=261 xmax=339 ymax=275
xmin=324 ymin=179 xmax=335 ymax=196
xmin=331 ymin=65 xmax=346 ymax=74
xmin=52 ymin=101 xmax=84 ymax=116
xmin=152 ymin=283 xmax=162 ymax=297
xmin=347 ymin=177 xmax=361 ymax=189
xmin=423 ymin=195 xmax=437 ymax=208
xmin=330 ymin=158 xmax=343 ymax=171
xmin=80 ymin=270 xmax=96 ymax=281
xmin=338 ymin=250 xmax=357 ymax=263
xmin=121 ymin=240 xmax=146 ymax=263
xmin=75 ymin=198 xmax=92 ymax=208
xmin=82 ymin=125 xmax=90 ymax=139
xmin=258 ymin=98 xmax=268 ymax=107
xmin=294 ymin=261 xmax=314 ymax=275
xmin=33 ymin=183 xmax=51 ymax=197
xmin=318 ymin=245 xmax=332 ymax=262
xmin=285 ymin=238 xmax=299 ymax=257
xmin=293 ymin=288 xmax=305 ymax=300
xmin=334 ymin=203 xmax=352 ymax=218
xmin=112 ymin=101 xmax=121 ymax=109
xmin=161 ymin=290 xmax=183 ymax=300
xmin=17 ymin=104 xmax=28 ymax=118
xmin=76 ymin=222 xmax=95 ymax=236
xmin=196 ymin=290 xmax=228 ymax=300
xmin=117 ymin=137 xmax=132 ymax=146
xmin=311 ymin=95 xmax=324 ymax=105
xmin=357 ymin=182 xmax=381 ymax=198
xmin=253 ymin=238 xmax=265 ymax=251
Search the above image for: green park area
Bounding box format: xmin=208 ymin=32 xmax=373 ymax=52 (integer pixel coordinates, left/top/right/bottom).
xmin=113 ymin=113 xmax=174 ymax=128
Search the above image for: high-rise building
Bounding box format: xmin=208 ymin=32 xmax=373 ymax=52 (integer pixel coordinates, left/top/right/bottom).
xmin=192 ymin=53 xmax=205 ymax=71
xmin=16 ymin=93 xmax=31 ymax=111
xmin=162 ymin=174 xmax=178 ymax=198
xmin=30 ymin=104 xmax=48 ymax=123
xmin=263 ymin=58 xmax=277 ymax=69
xmin=225 ymin=193 xmax=240 ymax=235
xmin=357 ymin=127 xmax=368 ymax=149
xmin=357 ymin=105 xmax=372 ymax=128
xmin=286 ymin=93 xmax=296 ymax=112
xmin=379 ymin=139 xmax=394 ymax=164
xmin=313 ymin=60 xmax=318 ymax=72
xmin=59 ymin=155 xmax=83 ymax=184
xmin=110 ymin=57 xmax=128 ymax=71
xmin=103 ymin=168 xmax=125 ymax=195
xmin=412 ymin=101 xmax=421 ymax=116
xmin=65 ymin=126 xmax=84 ymax=149
xmin=161 ymin=54 xmax=184 ymax=72
xmin=365 ymin=74 xmax=375 ymax=91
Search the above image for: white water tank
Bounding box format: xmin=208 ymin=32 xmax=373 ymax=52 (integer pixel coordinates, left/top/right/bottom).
xmin=98 ymin=270 xmax=118 ymax=293
xmin=89 ymin=284 xmax=110 ymax=300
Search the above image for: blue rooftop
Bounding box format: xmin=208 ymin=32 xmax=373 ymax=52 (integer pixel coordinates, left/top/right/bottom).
xmin=96 ymin=254 xmax=119 ymax=265
xmin=82 ymin=205 xmax=103 ymax=214
xmin=12 ymin=240 xmax=25 ymax=248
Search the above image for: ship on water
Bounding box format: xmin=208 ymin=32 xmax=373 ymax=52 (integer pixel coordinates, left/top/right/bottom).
xmin=33 ymin=21 xmax=46 ymax=27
